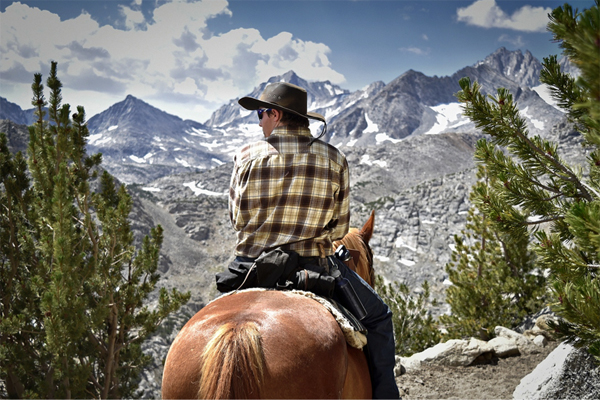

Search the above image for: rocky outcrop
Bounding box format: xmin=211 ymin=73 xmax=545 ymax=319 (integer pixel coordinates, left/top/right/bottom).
xmin=395 ymin=315 xmax=558 ymax=375
xmin=513 ymin=342 xmax=600 ymax=400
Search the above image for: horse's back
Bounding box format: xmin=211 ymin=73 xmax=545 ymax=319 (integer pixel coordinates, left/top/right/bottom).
xmin=162 ymin=290 xmax=350 ymax=399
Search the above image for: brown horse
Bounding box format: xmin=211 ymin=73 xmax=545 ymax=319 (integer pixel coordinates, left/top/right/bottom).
xmin=161 ymin=211 xmax=376 ymax=399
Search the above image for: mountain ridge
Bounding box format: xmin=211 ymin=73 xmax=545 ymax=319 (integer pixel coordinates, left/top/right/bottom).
xmin=1 ymin=48 xmax=571 ymax=185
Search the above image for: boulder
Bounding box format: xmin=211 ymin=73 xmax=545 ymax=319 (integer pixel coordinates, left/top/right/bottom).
xmin=513 ymin=342 xmax=600 ymax=400
xmin=399 ymin=338 xmax=493 ymax=370
xmin=495 ymin=326 xmax=541 ymax=355
xmin=533 ymin=335 xmax=547 ymax=348
xmin=488 ymin=336 xmax=520 ymax=357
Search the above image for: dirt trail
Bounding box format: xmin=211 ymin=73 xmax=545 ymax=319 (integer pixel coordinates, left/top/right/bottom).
xmin=396 ymin=341 xmax=559 ymax=399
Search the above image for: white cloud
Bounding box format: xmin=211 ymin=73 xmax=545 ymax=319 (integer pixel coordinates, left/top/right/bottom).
xmin=0 ymin=0 xmax=345 ymax=122
xmin=498 ymin=34 xmax=525 ymax=47
xmin=399 ymin=46 xmax=430 ymax=56
xmin=457 ymin=0 xmax=551 ymax=32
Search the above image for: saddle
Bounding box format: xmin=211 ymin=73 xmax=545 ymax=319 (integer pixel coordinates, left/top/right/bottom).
xmin=215 ymin=248 xmax=368 ymax=347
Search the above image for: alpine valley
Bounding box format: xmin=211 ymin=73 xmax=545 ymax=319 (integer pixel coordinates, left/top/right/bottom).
xmin=0 ymin=47 xmax=585 ymax=396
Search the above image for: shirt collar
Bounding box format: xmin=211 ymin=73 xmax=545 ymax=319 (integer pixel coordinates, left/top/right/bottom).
xmin=270 ymin=125 xmax=312 ymax=138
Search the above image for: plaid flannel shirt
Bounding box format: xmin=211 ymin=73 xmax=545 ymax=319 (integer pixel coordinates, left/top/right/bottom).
xmin=229 ymin=126 xmax=350 ymax=258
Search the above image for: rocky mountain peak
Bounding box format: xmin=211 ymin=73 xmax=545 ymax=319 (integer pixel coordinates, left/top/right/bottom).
xmin=87 ymin=94 xmax=201 ymax=138
xmin=0 ymin=97 xmax=30 ymax=126
xmin=479 ymin=47 xmax=542 ymax=87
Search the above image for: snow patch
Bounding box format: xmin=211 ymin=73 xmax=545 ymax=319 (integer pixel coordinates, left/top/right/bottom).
xmin=175 ymin=158 xmax=190 ymax=167
xmin=521 ymin=106 xmax=545 ymax=130
xmin=375 ymin=255 xmax=390 ymax=262
xmin=187 ymin=127 xmax=211 ymax=138
xmin=395 ymin=237 xmax=417 ymax=252
xmin=239 ymin=108 xmax=254 ymax=118
xmin=325 ymin=83 xmax=335 ymax=96
xmin=363 ymin=113 xmax=379 ymax=134
xmin=527 ymin=214 xmax=546 ymax=223
xmin=141 ymin=187 xmax=161 ymax=192
xmin=88 ymin=133 xmax=104 ymax=145
xmin=199 ymin=140 xmax=222 ymax=150
xmin=237 ymin=123 xmax=263 ymax=138
xmin=532 ymin=84 xmax=564 ymax=112
xmin=425 ymin=103 xmax=468 ymax=135
xmin=129 ymin=153 xmax=153 ymax=163
xmin=375 ymin=133 xmax=401 ymax=144
xmin=359 ymin=154 xmax=387 ymax=168
xmin=183 ymin=181 xmax=227 ymax=196
xmin=399 ymin=259 xmax=416 ymax=267
xmin=108 ymin=125 xmax=118 ymax=131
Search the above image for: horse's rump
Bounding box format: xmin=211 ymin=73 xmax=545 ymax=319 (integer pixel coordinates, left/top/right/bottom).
xmin=162 ymin=290 xmax=353 ymax=399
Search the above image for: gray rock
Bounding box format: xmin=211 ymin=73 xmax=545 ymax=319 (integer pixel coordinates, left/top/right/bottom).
xmin=488 ymin=336 xmax=520 ymax=358
xmin=513 ymin=342 xmax=600 ymax=400
xmin=496 ymin=326 xmax=541 ymax=355
xmin=533 ymin=335 xmax=547 ymax=348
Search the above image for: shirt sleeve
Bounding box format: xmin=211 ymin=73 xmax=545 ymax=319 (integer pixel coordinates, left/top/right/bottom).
xmin=228 ymin=155 xmax=244 ymax=231
xmin=332 ymin=157 xmax=350 ymax=241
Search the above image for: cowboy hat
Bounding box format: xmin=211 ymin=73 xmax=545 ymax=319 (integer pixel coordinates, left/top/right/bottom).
xmin=238 ymin=82 xmax=326 ymax=123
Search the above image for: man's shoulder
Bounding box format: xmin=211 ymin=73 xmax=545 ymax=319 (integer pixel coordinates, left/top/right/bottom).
xmin=310 ymin=139 xmax=348 ymax=166
xmin=235 ymin=139 xmax=275 ymax=161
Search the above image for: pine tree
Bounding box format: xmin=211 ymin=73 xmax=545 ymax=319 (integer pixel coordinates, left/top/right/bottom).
xmin=0 ymin=62 xmax=190 ymax=398
xmin=455 ymin=1 xmax=600 ymax=359
xmin=375 ymin=276 xmax=441 ymax=356
xmin=440 ymin=166 xmax=547 ymax=340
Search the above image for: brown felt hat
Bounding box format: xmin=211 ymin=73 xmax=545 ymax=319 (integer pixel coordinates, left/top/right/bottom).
xmin=238 ymin=82 xmax=326 ymax=123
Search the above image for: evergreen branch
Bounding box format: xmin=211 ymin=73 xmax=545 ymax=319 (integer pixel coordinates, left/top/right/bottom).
xmin=87 ymin=331 xmax=108 ymax=358
xmin=511 ymin=128 xmax=592 ymax=201
xmin=539 ymin=193 xmax=566 ymax=202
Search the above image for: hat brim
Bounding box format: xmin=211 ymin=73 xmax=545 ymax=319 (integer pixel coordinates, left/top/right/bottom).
xmin=238 ymin=96 xmax=325 ymax=123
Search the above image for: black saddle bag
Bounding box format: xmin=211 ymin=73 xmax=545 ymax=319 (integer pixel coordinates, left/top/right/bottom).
xmin=216 ymin=248 xmax=335 ymax=297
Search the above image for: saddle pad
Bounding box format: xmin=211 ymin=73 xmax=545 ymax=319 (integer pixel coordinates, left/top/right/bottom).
xmin=212 ymin=288 xmax=367 ymax=349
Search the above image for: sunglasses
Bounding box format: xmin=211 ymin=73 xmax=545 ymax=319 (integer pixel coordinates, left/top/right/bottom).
xmin=257 ymin=108 xmax=272 ymax=120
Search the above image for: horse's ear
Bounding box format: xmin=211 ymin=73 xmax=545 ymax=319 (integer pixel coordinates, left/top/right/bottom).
xmin=359 ymin=210 xmax=375 ymax=244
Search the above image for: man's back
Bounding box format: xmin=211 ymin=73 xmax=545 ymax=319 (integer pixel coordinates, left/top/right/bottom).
xmin=229 ymin=126 xmax=349 ymax=258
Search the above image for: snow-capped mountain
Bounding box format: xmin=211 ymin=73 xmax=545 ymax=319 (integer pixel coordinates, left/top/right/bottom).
xmin=1 ymin=48 xmax=569 ymax=184
xmin=85 ymin=95 xmax=228 ymax=184
xmin=323 ymin=47 xmax=563 ymax=146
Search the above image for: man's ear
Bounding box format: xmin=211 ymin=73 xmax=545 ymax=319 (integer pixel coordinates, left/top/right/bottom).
xmin=273 ymin=109 xmax=282 ymax=122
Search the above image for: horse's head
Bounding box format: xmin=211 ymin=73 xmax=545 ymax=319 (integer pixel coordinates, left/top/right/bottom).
xmin=333 ymin=210 xmax=375 ymax=287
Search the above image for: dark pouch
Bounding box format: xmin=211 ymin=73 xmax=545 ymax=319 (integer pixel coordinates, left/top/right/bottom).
xmin=255 ymin=248 xmax=299 ymax=288
xmin=295 ymin=268 xmax=335 ymax=298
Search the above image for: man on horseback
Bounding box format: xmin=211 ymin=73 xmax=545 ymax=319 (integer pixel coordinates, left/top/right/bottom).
xmin=223 ymin=81 xmax=400 ymax=399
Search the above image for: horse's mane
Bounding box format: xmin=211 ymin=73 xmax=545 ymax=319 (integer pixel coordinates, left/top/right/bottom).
xmin=333 ymin=211 xmax=375 ymax=287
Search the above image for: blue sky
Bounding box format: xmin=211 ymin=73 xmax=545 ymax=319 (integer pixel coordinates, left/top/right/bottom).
xmin=0 ymin=0 xmax=593 ymax=122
